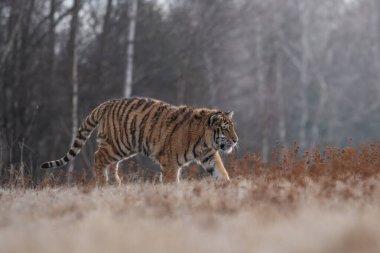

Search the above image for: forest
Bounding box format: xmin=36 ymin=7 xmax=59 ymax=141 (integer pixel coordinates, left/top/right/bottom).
xmin=2 ymin=1 xmax=380 ymax=252
xmin=1 ymin=0 xmax=380 ymax=184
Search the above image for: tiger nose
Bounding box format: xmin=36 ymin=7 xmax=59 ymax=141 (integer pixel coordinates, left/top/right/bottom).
xmin=233 ymin=138 xmax=238 ymax=144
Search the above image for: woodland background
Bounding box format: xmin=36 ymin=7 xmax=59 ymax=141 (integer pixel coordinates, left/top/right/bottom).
xmin=1 ymin=0 xmax=380 ymax=184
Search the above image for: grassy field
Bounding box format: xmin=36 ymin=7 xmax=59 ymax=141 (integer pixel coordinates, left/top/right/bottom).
xmin=1 ymin=145 xmax=380 ymax=253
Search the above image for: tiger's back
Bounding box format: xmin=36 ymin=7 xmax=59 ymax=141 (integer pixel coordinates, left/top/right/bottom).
xmin=41 ymin=97 xmax=238 ymax=185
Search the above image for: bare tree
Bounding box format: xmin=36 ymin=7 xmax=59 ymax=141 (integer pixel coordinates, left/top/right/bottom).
xmin=124 ymin=0 xmax=138 ymax=98
xmin=372 ymin=0 xmax=380 ymax=101
xmin=297 ymin=0 xmax=311 ymax=150
xmin=272 ymin=8 xmax=287 ymax=145
xmin=67 ymin=0 xmax=81 ymax=184
xmin=275 ymin=43 xmax=286 ymax=145
xmin=96 ymin=0 xmax=113 ymax=88
xmin=254 ymin=14 xmax=269 ymax=161
xmin=48 ymin=0 xmax=56 ymax=87
xmin=203 ymin=52 xmax=217 ymax=106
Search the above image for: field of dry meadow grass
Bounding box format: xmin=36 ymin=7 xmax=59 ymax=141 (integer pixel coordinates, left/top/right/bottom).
xmin=1 ymin=144 xmax=380 ymax=253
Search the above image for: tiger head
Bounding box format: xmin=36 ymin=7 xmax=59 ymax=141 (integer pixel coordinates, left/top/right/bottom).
xmin=207 ymin=111 xmax=238 ymax=154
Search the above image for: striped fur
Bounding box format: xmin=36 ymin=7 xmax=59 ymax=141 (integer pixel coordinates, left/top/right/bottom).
xmin=40 ymin=97 xmax=238 ymax=185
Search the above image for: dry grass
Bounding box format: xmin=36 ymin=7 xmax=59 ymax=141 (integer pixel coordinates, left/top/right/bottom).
xmin=1 ymin=144 xmax=380 ymax=253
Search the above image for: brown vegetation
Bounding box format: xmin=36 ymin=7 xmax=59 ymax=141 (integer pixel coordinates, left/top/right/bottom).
xmin=1 ymin=144 xmax=380 ymax=253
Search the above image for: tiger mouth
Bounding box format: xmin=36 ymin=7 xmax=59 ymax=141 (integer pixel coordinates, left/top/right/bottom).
xmin=220 ymin=143 xmax=234 ymax=153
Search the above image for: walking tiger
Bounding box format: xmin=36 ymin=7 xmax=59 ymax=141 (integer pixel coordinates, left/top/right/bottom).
xmin=41 ymin=97 xmax=238 ymax=185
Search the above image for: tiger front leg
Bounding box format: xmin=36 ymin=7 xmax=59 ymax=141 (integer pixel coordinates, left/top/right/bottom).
xmin=158 ymin=160 xmax=178 ymax=184
xmin=201 ymin=151 xmax=230 ymax=182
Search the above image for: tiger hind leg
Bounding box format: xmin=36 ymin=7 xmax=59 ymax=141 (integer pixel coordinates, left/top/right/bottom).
xmin=112 ymin=154 xmax=136 ymax=187
xmin=94 ymin=148 xmax=119 ymax=187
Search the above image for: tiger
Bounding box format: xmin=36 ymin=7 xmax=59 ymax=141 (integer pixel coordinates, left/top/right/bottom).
xmin=40 ymin=97 xmax=238 ymax=186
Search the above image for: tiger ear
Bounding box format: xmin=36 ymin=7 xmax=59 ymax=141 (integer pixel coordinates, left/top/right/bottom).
xmin=208 ymin=113 xmax=221 ymax=127
xmin=225 ymin=111 xmax=234 ymax=119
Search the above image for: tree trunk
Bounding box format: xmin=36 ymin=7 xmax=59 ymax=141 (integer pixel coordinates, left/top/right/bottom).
xmin=255 ymin=15 xmax=269 ymax=162
xmin=96 ymin=0 xmax=113 ymax=87
xmin=203 ymin=52 xmax=217 ymax=106
xmin=44 ymin=0 xmax=56 ymax=179
xmin=48 ymin=0 xmax=56 ymax=87
xmin=373 ymin=0 xmax=380 ymax=100
xmin=67 ymin=0 xmax=81 ymax=184
xmin=124 ymin=0 xmax=138 ymax=98
xmin=310 ymin=68 xmax=328 ymax=146
xmin=275 ymin=43 xmax=286 ymax=145
xmin=298 ymin=0 xmax=310 ymax=150
xmin=176 ymin=67 xmax=186 ymax=103
xmin=274 ymin=12 xmax=286 ymax=146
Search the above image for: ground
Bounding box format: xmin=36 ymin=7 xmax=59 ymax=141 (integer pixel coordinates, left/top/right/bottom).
xmin=1 ymin=175 xmax=380 ymax=253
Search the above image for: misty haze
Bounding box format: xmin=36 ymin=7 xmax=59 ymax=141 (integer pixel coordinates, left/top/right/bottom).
xmin=1 ymin=0 xmax=380 ymax=253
